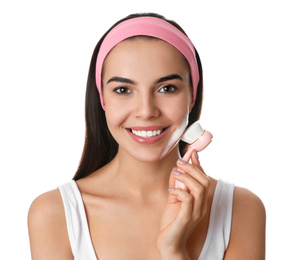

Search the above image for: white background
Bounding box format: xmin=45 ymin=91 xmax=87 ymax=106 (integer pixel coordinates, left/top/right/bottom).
xmin=1 ymin=0 xmax=283 ymax=259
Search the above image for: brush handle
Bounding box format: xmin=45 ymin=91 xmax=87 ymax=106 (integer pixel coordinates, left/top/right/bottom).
xmin=175 ymin=147 xmax=195 ymax=190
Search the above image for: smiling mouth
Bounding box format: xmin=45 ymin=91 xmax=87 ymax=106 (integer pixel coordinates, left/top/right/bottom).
xmin=129 ymin=127 xmax=168 ymax=138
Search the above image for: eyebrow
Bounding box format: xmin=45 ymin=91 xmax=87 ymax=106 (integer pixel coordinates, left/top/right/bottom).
xmin=106 ymin=74 xmax=183 ymax=85
xmin=107 ymin=77 xmax=136 ymax=85
xmin=154 ymin=74 xmax=184 ymax=84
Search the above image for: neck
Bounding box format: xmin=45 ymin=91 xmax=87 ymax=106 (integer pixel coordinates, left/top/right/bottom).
xmin=110 ymin=146 xmax=180 ymax=202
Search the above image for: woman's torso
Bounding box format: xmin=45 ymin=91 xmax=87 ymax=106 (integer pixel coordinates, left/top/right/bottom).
xmin=58 ymin=176 xmax=234 ymax=259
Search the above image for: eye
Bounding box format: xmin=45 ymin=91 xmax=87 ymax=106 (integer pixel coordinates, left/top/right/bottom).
xmin=158 ymin=84 xmax=178 ymax=93
xmin=114 ymin=86 xmax=132 ymax=95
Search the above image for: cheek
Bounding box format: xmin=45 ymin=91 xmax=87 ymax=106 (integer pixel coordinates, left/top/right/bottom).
xmin=104 ymin=99 xmax=131 ymax=140
xmin=159 ymin=97 xmax=191 ymax=157
xmin=104 ymin=92 xmax=123 ymax=125
xmin=160 ymin=117 xmax=188 ymax=158
xmin=105 ymin=108 xmax=125 ymax=129
xmin=164 ymin=94 xmax=191 ymax=123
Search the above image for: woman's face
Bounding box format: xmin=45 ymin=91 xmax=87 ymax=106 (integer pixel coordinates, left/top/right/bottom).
xmin=102 ymin=38 xmax=193 ymax=162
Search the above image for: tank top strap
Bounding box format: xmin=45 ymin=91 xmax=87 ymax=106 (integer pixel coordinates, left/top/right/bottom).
xmin=198 ymin=179 xmax=235 ymax=260
xmin=58 ymin=181 xmax=97 ymax=260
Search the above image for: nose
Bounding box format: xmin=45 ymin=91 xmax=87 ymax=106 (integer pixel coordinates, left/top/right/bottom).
xmin=134 ymin=92 xmax=160 ymax=119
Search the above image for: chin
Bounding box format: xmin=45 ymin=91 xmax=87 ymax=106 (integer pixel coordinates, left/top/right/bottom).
xmin=129 ymin=144 xmax=180 ymax=163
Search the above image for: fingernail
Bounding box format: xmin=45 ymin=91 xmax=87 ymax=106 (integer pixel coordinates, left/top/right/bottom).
xmin=168 ymin=187 xmax=175 ymax=191
xmin=172 ymin=170 xmax=182 ymax=176
xmin=177 ymin=159 xmax=187 ymax=165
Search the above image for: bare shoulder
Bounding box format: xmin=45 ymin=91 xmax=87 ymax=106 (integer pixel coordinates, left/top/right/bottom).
xmin=232 ymin=186 xmax=266 ymax=229
xmin=29 ymin=188 xmax=62 ymax=216
xmin=28 ymin=189 xmax=65 ymax=228
xmin=224 ymin=186 xmax=266 ymax=260
xmin=28 ymin=189 xmax=73 ymax=259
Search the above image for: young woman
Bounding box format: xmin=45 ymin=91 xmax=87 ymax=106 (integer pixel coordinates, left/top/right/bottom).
xmin=28 ymin=13 xmax=266 ymax=260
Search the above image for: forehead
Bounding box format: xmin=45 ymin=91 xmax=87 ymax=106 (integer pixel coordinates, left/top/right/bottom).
xmin=102 ymin=37 xmax=189 ymax=78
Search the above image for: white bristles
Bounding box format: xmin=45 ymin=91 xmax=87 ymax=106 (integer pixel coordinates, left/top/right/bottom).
xmin=181 ymin=121 xmax=204 ymax=144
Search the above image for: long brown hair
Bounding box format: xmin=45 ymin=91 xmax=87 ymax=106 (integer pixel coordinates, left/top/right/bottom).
xmin=73 ymin=13 xmax=203 ymax=181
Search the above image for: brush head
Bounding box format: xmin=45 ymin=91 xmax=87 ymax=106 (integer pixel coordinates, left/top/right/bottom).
xmin=181 ymin=121 xmax=204 ymax=144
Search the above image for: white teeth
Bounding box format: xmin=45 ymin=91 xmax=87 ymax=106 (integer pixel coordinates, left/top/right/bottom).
xmin=131 ymin=129 xmax=162 ymax=138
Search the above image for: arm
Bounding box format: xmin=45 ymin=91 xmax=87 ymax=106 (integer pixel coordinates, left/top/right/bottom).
xmin=224 ymin=187 xmax=266 ymax=260
xmin=28 ymin=189 xmax=73 ymax=260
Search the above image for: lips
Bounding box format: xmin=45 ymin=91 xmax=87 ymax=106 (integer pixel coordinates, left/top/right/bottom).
xmin=126 ymin=126 xmax=170 ymax=144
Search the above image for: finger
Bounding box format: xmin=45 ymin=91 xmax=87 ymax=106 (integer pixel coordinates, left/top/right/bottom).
xmin=176 ymin=160 xmax=209 ymax=189
xmin=168 ymin=167 xmax=178 ymax=188
xmin=172 ymin=171 xmax=206 ymax=214
xmin=191 ymin=151 xmax=204 ymax=172
xmin=174 ymin=165 xmax=210 ymax=214
xmin=188 ymin=154 xmax=210 ymax=214
xmin=168 ymin=188 xmax=193 ymax=223
xmin=167 ymin=167 xmax=182 ymax=204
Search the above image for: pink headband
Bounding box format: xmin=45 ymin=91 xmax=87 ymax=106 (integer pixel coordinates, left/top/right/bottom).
xmin=96 ymin=17 xmax=199 ymax=110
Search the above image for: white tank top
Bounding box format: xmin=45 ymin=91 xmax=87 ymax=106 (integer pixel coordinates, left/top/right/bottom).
xmin=58 ymin=179 xmax=234 ymax=260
